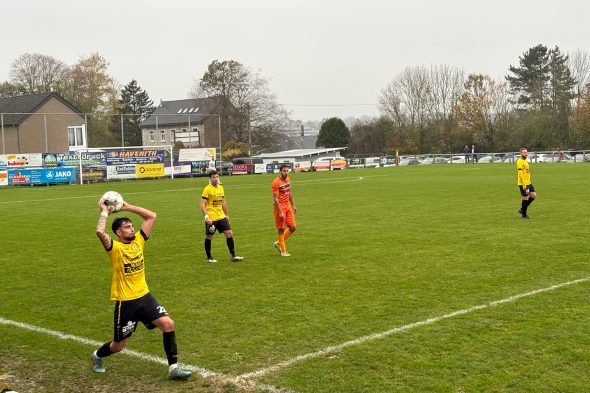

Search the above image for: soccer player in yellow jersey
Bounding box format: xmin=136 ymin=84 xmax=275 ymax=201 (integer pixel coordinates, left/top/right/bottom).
xmin=93 ymin=200 xmax=192 ymax=381
xmin=200 ymin=170 xmax=244 ymax=263
xmin=516 ymin=147 xmax=537 ymax=219
xmin=272 ymin=164 xmax=297 ymax=256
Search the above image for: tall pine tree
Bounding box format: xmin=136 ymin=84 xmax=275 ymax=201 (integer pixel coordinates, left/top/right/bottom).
xmin=507 ymin=44 xmax=576 ymax=147
xmin=506 ymin=44 xmax=551 ymax=109
xmin=119 ymin=80 xmax=154 ymax=146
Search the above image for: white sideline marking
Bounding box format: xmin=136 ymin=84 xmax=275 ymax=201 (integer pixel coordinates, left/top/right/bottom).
xmin=240 ymin=276 xmax=590 ymax=379
xmin=0 ymin=317 xmax=288 ymax=393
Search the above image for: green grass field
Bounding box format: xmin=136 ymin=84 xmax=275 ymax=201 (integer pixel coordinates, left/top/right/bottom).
xmin=1 ymin=164 xmax=590 ymax=393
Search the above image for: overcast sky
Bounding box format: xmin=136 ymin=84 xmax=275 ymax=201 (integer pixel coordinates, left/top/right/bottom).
xmin=2 ymin=0 xmax=589 ymax=121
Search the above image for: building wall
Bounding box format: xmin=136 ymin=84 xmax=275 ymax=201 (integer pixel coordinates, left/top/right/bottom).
xmin=142 ymin=123 xmax=207 ymax=148
xmin=0 ymin=125 xmax=18 ymax=155
xmin=1 ymin=98 xmax=84 ymax=154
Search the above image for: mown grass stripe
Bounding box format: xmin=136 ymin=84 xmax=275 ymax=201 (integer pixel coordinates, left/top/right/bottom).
xmin=240 ymin=276 xmax=590 ymax=379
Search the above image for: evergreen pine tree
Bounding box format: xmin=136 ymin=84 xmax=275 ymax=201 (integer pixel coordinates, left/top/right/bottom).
xmin=119 ymin=80 xmax=155 ymax=146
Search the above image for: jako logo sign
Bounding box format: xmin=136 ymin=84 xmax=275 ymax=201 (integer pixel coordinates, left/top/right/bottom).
xmin=54 ymin=170 xmax=72 ymax=177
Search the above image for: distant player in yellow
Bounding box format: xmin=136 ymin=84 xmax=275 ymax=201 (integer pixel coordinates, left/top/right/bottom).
xmin=93 ymin=200 xmax=191 ymax=380
xmin=516 ymin=147 xmax=537 ymax=219
xmin=200 ymin=170 xmax=244 ymax=263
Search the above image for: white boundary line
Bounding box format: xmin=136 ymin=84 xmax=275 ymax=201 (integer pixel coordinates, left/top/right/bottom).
xmin=2 ymin=277 xmax=589 ymax=390
xmin=240 ymin=276 xmax=590 ymax=379
xmin=0 ymin=317 xmax=289 ymax=393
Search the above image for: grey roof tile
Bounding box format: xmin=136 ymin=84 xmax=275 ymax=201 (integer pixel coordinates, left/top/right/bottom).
xmin=0 ymin=92 xmax=81 ymax=125
xmin=141 ymin=96 xmax=223 ymax=127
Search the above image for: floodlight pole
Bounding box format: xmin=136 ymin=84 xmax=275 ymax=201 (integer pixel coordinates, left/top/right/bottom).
xmin=218 ymin=115 xmax=222 ymax=162
xmin=43 ymin=115 xmax=48 ymax=152
xmin=2 ymin=114 xmax=6 ymax=155
xmin=120 ymin=114 xmax=125 ymax=148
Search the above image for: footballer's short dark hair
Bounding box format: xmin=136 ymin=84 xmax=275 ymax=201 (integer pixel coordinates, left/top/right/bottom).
xmin=112 ymin=217 xmax=132 ymax=234
xmin=209 ymin=170 xmax=219 ymax=177
xmin=279 ymin=164 xmax=289 ymax=171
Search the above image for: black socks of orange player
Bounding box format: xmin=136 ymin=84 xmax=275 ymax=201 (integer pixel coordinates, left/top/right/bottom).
xmin=226 ymin=237 xmax=235 ymax=257
xmin=96 ymin=341 xmax=113 ymax=358
xmin=163 ymin=331 xmax=178 ymax=366
xmin=521 ymin=200 xmax=528 ymax=216
xmin=205 ymin=239 xmax=212 ymax=258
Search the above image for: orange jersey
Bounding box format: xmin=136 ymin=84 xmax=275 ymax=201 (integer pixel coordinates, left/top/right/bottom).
xmin=272 ymin=176 xmax=292 ymax=210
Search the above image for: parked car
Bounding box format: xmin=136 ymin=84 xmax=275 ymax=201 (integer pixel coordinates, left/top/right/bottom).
xmin=312 ymin=157 xmax=347 ymax=171
xmin=448 ymin=156 xmax=466 ymax=164
xmin=421 ymin=155 xmax=448 ymax=164
xmin=477 ymin=155 xmax=502 ymax=163
xmin=216 ymin=161 xmax=233 ymax=175
xmin=398 ymin=156 xmax=420 ymax=166
xmin=536 ymin=152 xmax=574 ymax=163
xmin=364 ymin=157 xmax=381 ymax=168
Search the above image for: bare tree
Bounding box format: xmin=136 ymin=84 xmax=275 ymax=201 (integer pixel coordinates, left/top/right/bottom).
xmin=453 ymin=74 xmax=513 ymax=150
xmin=426 ymin=65 xmax=465 ymax=121
xmin=426 ymin=65 xmax=465 ymax=152
xmin=378 ymin=66 xmax=431 ymax=127
xmin=568 ymin=49 xmax=590 ymax=99
xmin=191 ymin=60 xmax=289 ymax=152
xmin=9 ymin=53 xmax=69 ymax=94
xmin=378 ymin=65 xmax=464 ymax=152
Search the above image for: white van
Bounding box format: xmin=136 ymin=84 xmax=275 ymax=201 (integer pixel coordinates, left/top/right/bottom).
xmin=312 ymin=157 xmax=347 ymax=171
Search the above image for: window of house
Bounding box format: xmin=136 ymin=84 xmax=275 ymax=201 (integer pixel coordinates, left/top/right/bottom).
xmin=160 ymin=130 xmax=166 ymax=142
xmin=68 ymin=125 xmax=86 ymax=148
xmin=149 ymin=130 xmax=155 ymax=142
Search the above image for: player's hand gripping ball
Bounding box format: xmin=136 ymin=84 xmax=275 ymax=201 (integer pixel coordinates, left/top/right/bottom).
xmin=100 ymin=191 xmax=124 ymax=213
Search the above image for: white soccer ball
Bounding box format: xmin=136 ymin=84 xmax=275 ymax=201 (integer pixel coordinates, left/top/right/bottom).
xmin=100 ymin=191 xmax=124 ymax=213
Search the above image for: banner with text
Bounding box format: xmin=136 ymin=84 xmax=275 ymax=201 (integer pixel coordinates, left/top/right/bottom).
xmin=106 ymin=150 xmax=164 ymax=165
xmin=44 ymin=152 xmax=107 ymax=167
xmin=106 ymin=165 xmax=136 ymax=180
xmin=136 ymin=163 xmax=165 ymax=178
xmin=7 ymin=167 xmax=77 ymax=185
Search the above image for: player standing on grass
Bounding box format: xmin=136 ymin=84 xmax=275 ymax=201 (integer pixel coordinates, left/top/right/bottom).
xmin=272 ymin=164 xmax=297 ymax=256
xmin=517 ymin=147 xmax=537 ymax=219
xmin=93 ymin=200 xmax=192 ymax=381
xmin=200 ymin=170 xmax=244 ymax=263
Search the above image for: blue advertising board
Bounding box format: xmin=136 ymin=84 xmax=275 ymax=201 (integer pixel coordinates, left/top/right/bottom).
xmin=8 ymin=167 xmax=77 ymax=185
xmin=106 ymin=150 xmax=164 ymax=165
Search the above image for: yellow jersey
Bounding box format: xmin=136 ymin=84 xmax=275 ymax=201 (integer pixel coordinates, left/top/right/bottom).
xmin=516 ymin=157 xmax=531 ymax=186
xmin=202 ymin=183 xmax=225 ymax=221
xmin=106 ymin=230 xmax=149 ymax=301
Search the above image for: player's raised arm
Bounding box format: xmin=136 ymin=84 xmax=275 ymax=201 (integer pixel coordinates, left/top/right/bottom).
xmin=120 ymin=202 xmax=157 ymax=237
xmin=96 ymin=200 xmax=112 ymax=250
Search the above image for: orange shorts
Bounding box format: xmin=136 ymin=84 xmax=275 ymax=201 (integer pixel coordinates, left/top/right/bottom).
xmin=274 ymin=207 xmax=296 ymax=229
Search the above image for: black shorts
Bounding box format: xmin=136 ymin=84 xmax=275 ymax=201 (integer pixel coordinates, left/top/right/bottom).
xmin=113 ymin=292 xmax=168 ymax=342
xmin=519 ymin=184 xmax=535 ymax=196
xmin=205 ymin=217 xmax=231 ymax=235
